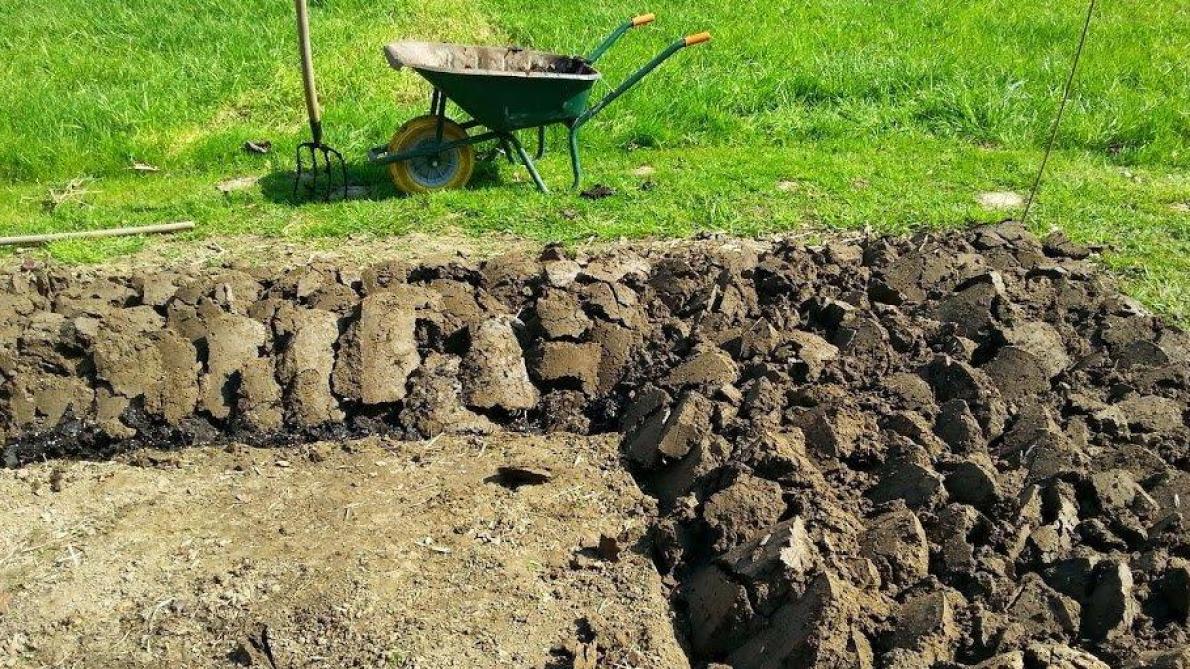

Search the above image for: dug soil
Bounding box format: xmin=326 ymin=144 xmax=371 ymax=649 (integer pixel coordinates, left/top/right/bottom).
xmin=2 ymin=223 xmax=1189 ymax=668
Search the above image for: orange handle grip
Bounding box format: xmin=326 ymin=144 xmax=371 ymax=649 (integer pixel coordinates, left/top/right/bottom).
xmin=684 ymin=31 xmax=712 ymax=46
xmin=632 ymin=13 xmax=656 ymax=26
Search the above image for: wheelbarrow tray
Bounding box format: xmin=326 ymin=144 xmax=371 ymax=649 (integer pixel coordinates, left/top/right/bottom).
xmin=384 ymin=41 xmax=602 ymax=133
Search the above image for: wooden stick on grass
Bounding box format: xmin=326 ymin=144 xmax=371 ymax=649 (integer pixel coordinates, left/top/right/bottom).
xmin=0 ymin=221 xmax=195 ymax=246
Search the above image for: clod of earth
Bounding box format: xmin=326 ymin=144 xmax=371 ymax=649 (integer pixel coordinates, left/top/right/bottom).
xmin=2 ymin=223 xmax=1189 ymax=667
xmin=461 ymin=316 xmax=539 ymax=411
xmin=331 ymin=288 xmax=423 ymax=405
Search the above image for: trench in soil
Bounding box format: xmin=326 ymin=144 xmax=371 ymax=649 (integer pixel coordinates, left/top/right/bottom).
xmin=3 ymin=224 xmax=1190 ymax=667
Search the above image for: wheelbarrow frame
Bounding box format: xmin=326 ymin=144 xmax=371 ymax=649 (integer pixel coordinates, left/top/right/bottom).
xmin=367 ymin=16 xmax=710 ymax=193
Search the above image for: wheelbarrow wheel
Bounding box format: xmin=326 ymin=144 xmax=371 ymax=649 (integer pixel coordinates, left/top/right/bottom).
xmin=387 ymin=116 xmax=475 ymax=194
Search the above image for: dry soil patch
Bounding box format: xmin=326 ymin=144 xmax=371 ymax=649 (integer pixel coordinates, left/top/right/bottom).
xmin=0 ymin=434 xmax=686 ymax=668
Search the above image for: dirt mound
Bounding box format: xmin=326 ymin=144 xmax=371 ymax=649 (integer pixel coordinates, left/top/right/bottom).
xmin=2 ymin=223 xmax=1189 ymax=667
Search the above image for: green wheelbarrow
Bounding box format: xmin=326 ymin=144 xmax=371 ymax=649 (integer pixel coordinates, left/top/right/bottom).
xmin=366 ymin=15 xmax=711 ymax=194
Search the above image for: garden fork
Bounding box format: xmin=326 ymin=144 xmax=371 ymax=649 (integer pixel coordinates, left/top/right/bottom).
xmin=293 ymin=0 xmax=347 ymax=200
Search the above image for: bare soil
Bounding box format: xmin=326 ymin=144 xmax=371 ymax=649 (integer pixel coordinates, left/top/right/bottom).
xmin=0 ymin=433 xmax=686 ymax=668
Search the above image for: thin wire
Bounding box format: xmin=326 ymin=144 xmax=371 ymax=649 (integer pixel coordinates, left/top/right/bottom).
xmin=1020 ymin=0 xmax=1097 ymax=226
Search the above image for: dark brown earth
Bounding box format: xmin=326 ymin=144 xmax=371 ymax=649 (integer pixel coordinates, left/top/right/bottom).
xmin=2 ymin=223 xmax=1189 ymax=668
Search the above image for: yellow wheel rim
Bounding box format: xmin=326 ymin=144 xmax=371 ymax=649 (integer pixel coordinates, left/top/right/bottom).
xmin=387 ymin=116 xmax=475 ymax=194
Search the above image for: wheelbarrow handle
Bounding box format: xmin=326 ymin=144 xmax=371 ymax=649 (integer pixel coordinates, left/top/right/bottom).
xmin=574 ymin=31 xmax=712 ymax=130
xmin=587 ymin=12 xmax=657 ymax=64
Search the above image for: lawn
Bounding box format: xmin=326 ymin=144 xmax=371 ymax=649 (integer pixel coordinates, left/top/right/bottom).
xmin=0 ymin=0 xmax=1186 ymax=319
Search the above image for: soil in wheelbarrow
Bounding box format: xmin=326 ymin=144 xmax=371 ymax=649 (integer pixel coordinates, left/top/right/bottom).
xmin=3 ymin=222 xmax=1190 ymax=668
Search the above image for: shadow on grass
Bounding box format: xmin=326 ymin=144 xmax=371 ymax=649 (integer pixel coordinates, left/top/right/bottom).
xmin=257 ymin=154 xmax=507 ymax=205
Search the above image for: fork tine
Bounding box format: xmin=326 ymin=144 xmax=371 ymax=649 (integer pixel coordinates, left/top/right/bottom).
xmin=330 ymin=147 xmax=348 ymax=198
xmin=307 ymin=143 xmax=321 ymax=196
xmin=294 ymin=141 xmax=349 ymax=201
xmin=293 ymin=144 xmax=307 ymax=199
xmin=320 ymin=148 xmax=333 ymax=202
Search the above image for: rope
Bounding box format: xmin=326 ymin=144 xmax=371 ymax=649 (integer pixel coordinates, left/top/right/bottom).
xmin=1019 ymin=0 xmax=1097 ymax=227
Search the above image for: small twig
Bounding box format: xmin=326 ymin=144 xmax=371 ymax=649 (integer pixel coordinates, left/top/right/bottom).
xmin=142 ymin=598 xmax=174 ymax=653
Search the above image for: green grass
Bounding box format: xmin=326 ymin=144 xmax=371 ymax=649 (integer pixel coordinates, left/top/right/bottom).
xmin=0 ymin=0 xmax=1187 ymax=320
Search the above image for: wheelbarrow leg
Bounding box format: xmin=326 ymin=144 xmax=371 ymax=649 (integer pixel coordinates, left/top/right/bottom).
xmin=499 ymin=137 xmax=517 ymax=164
xmin=506 ymin=133 xmax=548 ymax=193
xmin=568 ymin=127 xmax=583 ymax=190
xmin=534 ymin=126 xmax=547 ymax=160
